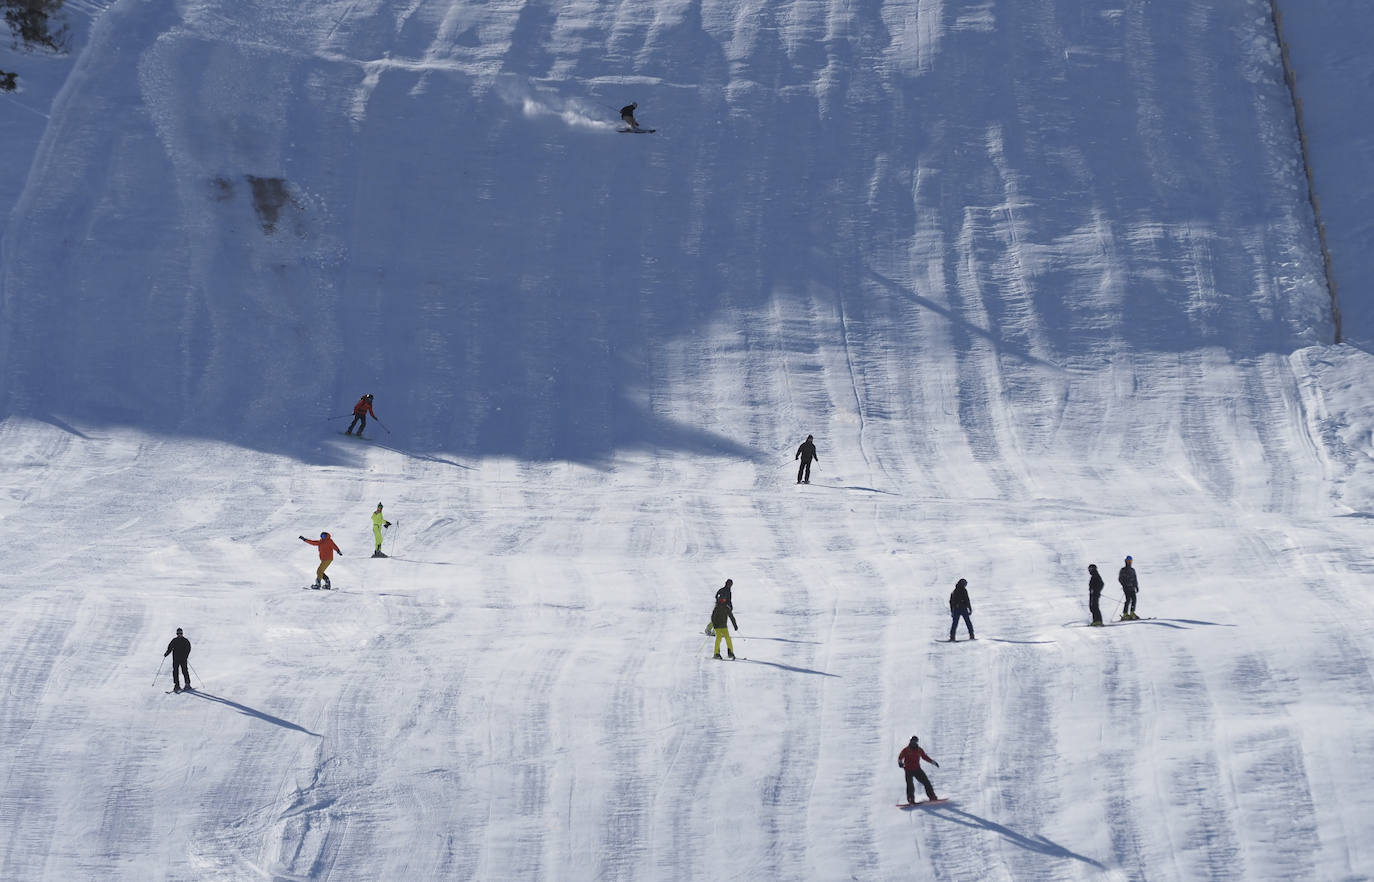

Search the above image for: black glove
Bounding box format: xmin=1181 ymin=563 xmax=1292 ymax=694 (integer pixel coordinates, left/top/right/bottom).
xmin=298 ymin=535 xmax=306 ymax=541
xmin=933 ymin=761 xmax=940 ymax=768
xmin=163 ymin=650 xmax=170 ymax=658
xmin=384 ymin=521 xmax=391 ymax=528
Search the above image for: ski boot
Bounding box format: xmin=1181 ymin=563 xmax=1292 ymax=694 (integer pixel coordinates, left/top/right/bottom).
xmin=322 ymin=579 xmax=332 ymax=590
xmin=311 ymin=581 xmax=321 ymax=589
xmin=727 ymin=650 xmax=736 ymax=660
xmin=713 ymin=653 xmax=723 ymax=659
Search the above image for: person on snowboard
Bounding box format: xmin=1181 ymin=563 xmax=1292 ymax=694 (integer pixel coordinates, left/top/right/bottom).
xmin=1118 ymin=555 xmax=1140 ymax=620
xmin=164 ymin=627 xmax=192 ymax=692
xmin=300 ymin=531 xmax=342 ymax=589
xmin=1087 ymin=564 xmax=1105 ymax=626
xmin=795 ymin=434 xmax=819 ymax=484
xmin=897 ymin=735 xmax=941 ymax=804
xmin=948 ymin=578 xmax=974 ymax=641
xmin=345 ymin=394 xmax=376 ymax=436
xmin=371 ymin=503 xmax=392 ymax=558
xmin=620 ymin=102 xmax=640 ymax=130
xmin=710 ymin=595 xmax=738 ymax=660
xmin=706 ymin=579 xmax=734 ymax=635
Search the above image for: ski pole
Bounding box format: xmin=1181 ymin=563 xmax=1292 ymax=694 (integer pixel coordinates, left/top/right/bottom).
xmin=389 ymin=519 xmax=401 ymax=556
xmin=374 ymin=418 xmax=392 ymax=435
xmin=152 ymin=657 xmax=165 ymax=687
xmin=189 ymin=662 xmax=203 ymax=691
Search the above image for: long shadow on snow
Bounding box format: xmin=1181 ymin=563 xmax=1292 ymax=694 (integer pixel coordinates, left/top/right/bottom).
xmin=926 ymin=805 xmax=1107 ymax=870
xmin=739 ymin=658 xmax=839 ymax=678
xmin=185 ymin=691 xmax=322 ymax=737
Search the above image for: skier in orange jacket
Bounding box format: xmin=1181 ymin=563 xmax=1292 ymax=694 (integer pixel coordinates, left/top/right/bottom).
xmin=300 ymin=532 xmax=342 ymax=589
xmin=345 ymin=394 xmax=376 ymax=436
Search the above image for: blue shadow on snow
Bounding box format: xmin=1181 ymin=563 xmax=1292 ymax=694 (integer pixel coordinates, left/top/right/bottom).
xmin=926 ymin=805 xmax=1107 ymax=870
xmin=186 ymin=691 xmax=323 ymax=737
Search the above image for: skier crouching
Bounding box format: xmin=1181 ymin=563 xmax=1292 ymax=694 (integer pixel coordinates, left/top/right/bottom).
xmin=620 ymin=101 xmax=640 ymax=130
xmin=897 ymin=736 xmax=940 ymax=804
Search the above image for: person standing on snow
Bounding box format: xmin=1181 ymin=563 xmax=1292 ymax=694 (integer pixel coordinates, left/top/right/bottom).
xmin=164 ymin=628 xmax=192 ymax=692
xmin=620 ymin=102 xmax=640 ymax=130
xmin=795 ymin=434 xmax=819 ymax=484
xmin=300 ymin=532 xmax=343 ymax=589
xmin=1087 ymin=564 xmax=1105 ymax=626
xmin=371 ymin=503 xmax=391 ymax=558
xmin=706 ymin=578 xmax=734 ymax=635
xmin=948 ymin=578 xmax=974 ymax=642
xmin=345 ymin=394 xmax=376 ymax=436
xmin=710 ymin=596 xmax=738 ymax=660
xmin=1118 ymin=555 xmax=1139 ymax=620
xmin=897 ymin=736 xmax=941 ymax=804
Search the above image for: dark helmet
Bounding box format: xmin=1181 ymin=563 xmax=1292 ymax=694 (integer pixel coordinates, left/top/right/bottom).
xmin=909 ymin=735 xmax=920 ymax=746
xmin=376 ymin=503 xmax=384 ymax=509
xmin=806 ymin=434 xmax=813 ymax=441
xmin=1088 ymin=563 xmax=1098 ymax=572
xmin=1125 ymin=555 xmax=1133 ymax=563
xmin=176 ymin=628 xmax=183 ymax=635
xmin=320 ymin=532 xmax=329 ymax=539
xmin=956 ymin=578 xmax=967 ymax=589
xmin=724 ymin=579 xmax=732 ymax=587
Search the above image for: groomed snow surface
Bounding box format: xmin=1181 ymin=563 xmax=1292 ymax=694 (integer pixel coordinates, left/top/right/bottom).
xmin=2 ymin=0 xmax=1373 ymax=880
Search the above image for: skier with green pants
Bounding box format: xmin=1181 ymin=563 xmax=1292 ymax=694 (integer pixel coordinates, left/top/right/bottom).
xmin=710 ymin=596 xmax=738 ymax=660
xmin=371 ymin=503 xmax=391 ymax=558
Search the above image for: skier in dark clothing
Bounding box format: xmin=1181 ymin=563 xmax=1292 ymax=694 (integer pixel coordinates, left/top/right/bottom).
xmin=705 ymin=579 xmax=734 ymax=635
xmin=1118 ymin=556 xmax=1139 ymax=620
xmin=345 ymin=394 xmax=376 ymax=436
xmin=710 ymin=597 xmax=738 ymax=660
xmin=164 ymin=628 xmax=192 ymax=692
xmin=620 ymin=102 xmax=640 ymax=130
xmin=795 ymin=435 xmax=818 ymax=484
xmin=1088 ymin=564 xmax=1105 ymax=626
xmin=948 ymin=578 xmax=974 ymax=641
xmin=715 ymin=578 xmax=733 ymax=608
xmin=897 ymin=736 xmax=940 ymax=804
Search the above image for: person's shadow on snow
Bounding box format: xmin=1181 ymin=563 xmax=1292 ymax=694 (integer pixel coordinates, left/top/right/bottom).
xmin=185 ymin=691 xmax=322 ymax=737
xmin=926 ymin=805 xmax=1106 ymax=870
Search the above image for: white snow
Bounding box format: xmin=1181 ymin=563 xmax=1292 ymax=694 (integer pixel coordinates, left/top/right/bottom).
xmin=1 ymin=0 xmax=1372 ymax=879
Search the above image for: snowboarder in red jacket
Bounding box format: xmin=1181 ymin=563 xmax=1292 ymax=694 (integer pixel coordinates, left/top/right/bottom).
xmin=897 ymin=736 xmax=940 ymax=804
xmin=346 ymin=394 xmax=376 ymax=436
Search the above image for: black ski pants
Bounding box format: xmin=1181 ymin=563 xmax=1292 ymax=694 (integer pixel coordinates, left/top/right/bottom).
xmin=1089 ymin=592 xmax=1103 ymax=624
xmin=797 ymin=458 xmax=813 ymax=483
xmin=950 ymin=610 xmax=973 ymax=640
xmin=171 ymin=657 xmax=189 ymax=689
xmin=1123 ymin=589 xmax=1137 ymax=616
xmin=347 ymin=414 xmax=367 ymax=434
xmin=905 ymin=767 xmax=937 ymax=803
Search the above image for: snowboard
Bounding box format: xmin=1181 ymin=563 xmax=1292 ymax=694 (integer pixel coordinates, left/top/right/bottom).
xmin=897 ymin=799 xmax=949 ymax=809
xmin=617 ymin=127 xmax=656 ymax=134
xmin=303 ymin=584 xmax=334 ymax=590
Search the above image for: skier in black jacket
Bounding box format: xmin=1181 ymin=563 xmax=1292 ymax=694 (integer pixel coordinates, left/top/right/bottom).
xmin=706 ymin=579 xmax=734 ymax=635
xmin=620 ymin=102 xmax=640 ymax=130
xmin=950 ymin=577 xmax=972 ymax=637
xmin=710 ymin=597 xmax=738 ymax=660
xmin=164 ymin=628 xmax=192 ymax=692
xmin=948 ymin=579 xmax=974 ymax=641
xmin=795 ymin=435 xmax=819 ymax=484
xmin=1118 ymin=556 xmax=1139 ymax=620
xmin=1087 ymin=564 xmax=1105 ymax=626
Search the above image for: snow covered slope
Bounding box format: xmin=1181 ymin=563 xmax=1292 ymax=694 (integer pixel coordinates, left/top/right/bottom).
xmin=1 ymin=0 xmax=1372 ymax=880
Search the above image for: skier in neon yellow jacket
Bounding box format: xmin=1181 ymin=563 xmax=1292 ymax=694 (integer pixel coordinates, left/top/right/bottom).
xmin=371 ymin=503 xmax=391 ymax=558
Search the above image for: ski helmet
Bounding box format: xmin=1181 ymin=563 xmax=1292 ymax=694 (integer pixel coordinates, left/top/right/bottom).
xmin=956 ymin=578 xmax=967 ymax=589
xmin=1125 ymin=555 xmax=1133 ymax=562
xmin=376 ymin=503 xmax=383 ymax=509
xmin=724 ymin=578 xmax=732 ymax=587
xmin=364 ymin=393 xmax=373 ymax=400
xmin=320 ymin=532 xmax=329 ymax=539
xmin=910 ymin=735 xmax=919 ymax=746
xmin=176 ymin=628 xmax=183 ymax=635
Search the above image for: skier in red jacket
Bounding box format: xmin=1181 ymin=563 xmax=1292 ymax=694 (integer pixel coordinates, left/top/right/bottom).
xmin=300 ymin=532 xmax=342 ymax=589
xmin=897 ymin=736 xmax=941 ymax=804
xmin=345 ymin=394 xmax=376 ymax=436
